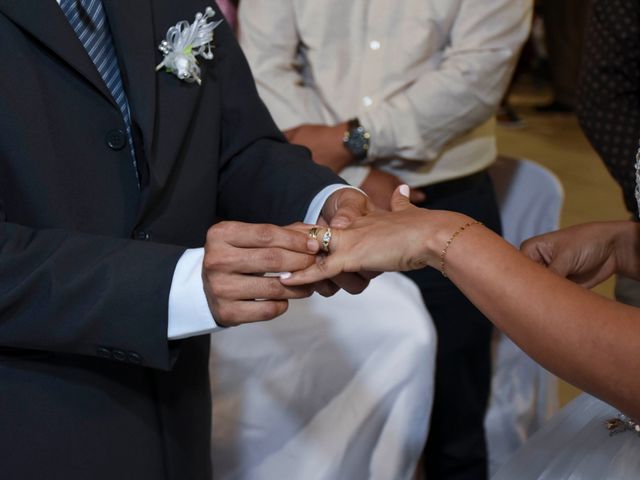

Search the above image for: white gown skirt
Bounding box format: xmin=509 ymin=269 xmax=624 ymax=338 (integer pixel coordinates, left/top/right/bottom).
xmin=209 ymin=272 xmax=436 ymax=480
xmin=492 ymin=393 xmax=640 ymax=479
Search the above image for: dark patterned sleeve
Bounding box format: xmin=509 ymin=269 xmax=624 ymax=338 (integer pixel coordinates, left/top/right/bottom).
xmin=577 ymin=0 xmax=640 ymax=216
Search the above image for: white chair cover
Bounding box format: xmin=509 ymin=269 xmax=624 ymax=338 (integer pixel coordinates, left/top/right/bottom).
xmin=209 ymin=272 xmax=436 ymax=480
xmin=486 ymin=157 xmax=564 ymax=476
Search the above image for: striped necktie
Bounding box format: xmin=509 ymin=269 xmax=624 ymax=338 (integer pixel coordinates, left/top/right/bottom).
xmin=59 ymin=0 xmax=138 ymax=182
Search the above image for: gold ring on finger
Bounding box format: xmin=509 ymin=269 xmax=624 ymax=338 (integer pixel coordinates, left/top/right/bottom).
xmin=308 ymin=226 xmax=322 ymax=240
xmin=320 ymin=227 xmax=332 ymax=254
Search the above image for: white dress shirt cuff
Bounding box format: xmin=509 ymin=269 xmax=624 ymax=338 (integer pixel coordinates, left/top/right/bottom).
xmin=168 ymin=248 xmax=220 ymax=340
xmin=168 ymin=184 xmax=360 ymax=340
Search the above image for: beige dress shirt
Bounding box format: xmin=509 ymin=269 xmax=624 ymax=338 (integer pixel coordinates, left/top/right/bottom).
xmin=239 ymin=0 xmax=532 ymax=187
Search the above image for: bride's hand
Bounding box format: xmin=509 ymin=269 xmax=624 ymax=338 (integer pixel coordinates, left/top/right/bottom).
xmin=282 ymin=186 xmax=470 ymax=286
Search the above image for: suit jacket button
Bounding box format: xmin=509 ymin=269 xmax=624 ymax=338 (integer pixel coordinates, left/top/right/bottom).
xmin=112 ymin=349 xmax=127 ymax=362
xmin=106 ymin=129 xmax=127 ymax=150
xmin=127 ymin=352 xmax=143 ymax=364
xmin=133 ymin=230 xmax=151 ymax=241
xmin=97 ymin=347 xmax=112 ymax=358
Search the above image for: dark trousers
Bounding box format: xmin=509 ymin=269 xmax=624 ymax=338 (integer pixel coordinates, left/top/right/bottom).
xmin=404 ymin=171 xmax=502 ymax=480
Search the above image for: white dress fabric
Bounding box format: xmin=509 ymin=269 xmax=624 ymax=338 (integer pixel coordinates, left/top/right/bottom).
xmin=492 ymin=394 xmax=640 ymax=479
xmin=209 ymin=272 xmax=436 ymax=480
xmin=485 ymin=157 xmax=564 ymax=475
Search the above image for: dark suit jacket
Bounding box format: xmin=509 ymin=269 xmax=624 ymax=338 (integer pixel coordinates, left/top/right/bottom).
xmin=0 ymin=1 xmax=341 ymax=478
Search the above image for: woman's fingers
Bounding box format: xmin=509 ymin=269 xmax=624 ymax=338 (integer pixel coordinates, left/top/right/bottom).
xmin=409 ymin=189 xmax=427 ymax=204
xmin=329 ymin=272 xmax=370 ymax=294
xmin=313 ymin=280 xmax=341 ymax=297
xmin=281 ymin=253 xmax=346 ymax=286
xmin=391 ymin=185 xmax=413 ymax=212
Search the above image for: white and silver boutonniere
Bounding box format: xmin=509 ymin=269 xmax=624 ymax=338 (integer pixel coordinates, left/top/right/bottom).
xmin=156 ymin=7 xmax=223 ymax=85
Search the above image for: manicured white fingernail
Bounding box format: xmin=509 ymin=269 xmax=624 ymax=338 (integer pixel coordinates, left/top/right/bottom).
xmin=279 ymin=272 xmax=292 ymax=280
xmin=399 ymin=185 xmax=410 ymax=198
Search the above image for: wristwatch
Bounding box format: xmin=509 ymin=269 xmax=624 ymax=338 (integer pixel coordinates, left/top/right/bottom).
xmin=342 ymin=118 xmax=371 ymax=162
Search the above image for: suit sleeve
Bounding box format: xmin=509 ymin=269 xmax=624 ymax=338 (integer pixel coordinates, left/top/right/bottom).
xmin=0 ymin=218 xmax=185 ymax=371
xmin=0 ymin=17 xmax=342 ymax=370
xmin=211 ymin=19 xmax=346 ymax=225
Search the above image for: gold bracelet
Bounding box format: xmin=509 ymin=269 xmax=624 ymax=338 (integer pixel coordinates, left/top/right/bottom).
xmin=440 ymin=221 xmax=482 ymax=278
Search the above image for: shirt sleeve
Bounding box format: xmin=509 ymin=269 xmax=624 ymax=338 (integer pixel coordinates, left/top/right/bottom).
xmin=167 ymin=184 xmax=354 ymax=339
xmin=167 ymin=248 xmax=220 ymax=340
xmin=239 ymin=1 xmax=377 ymax=188
xmin=358 ymin=0 xmax=532 ymax=162
xmin=238 ymin=0 xmax=326 ymax=131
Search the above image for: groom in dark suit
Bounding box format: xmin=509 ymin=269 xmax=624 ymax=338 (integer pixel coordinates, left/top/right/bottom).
xmin=0 ymin=1 xmax=371 ymax=478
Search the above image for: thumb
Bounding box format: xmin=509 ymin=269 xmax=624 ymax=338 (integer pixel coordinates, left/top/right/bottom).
xmin=521 ymin=238 xmax=572 ymax=277
xmin=391 ymin=185 xmax=412 ymax=212
xmin=329 ymin=190 xmax=371 ymax=228
xmin=521 ymin=237 xmax=556 ymax=267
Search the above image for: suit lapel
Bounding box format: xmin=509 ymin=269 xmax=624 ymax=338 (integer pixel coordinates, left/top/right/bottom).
xmin=103 ymin=0 xmax=157 ymax=164
xmin=0 ymin=0 xmax=117 ymax=108
xmin=0 ymin=0 xmax=158 ymax=161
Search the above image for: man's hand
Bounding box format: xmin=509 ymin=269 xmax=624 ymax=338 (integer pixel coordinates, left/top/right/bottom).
xmin=203 ymin=222 xmax=319 ymax=327
xmin=285 ymin=123 xmax=352 ymax=173
xmin=520 ymin=221 xmax=637 ymax=288
xmin=286 ymin=125 xmax=425 ymax=211
xmin=316 ymin=188 xmax=378 ymax=294
xmin=360 ymin=169 xmax=426 ymax=210
xmin=321 ymin=187 xmax=374 ymax=229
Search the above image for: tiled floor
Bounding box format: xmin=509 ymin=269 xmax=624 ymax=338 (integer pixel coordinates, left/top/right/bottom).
xmin=496 ymin=99 xmax=630 ymax=405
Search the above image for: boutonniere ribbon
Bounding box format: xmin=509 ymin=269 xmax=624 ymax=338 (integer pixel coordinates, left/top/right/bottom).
xmin=156 ymin=7 xmax=223 ymax=85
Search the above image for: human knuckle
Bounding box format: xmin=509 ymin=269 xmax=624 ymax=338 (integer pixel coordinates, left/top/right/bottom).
xmin=266 ymin=280 xmax=286 ymax=298
xmin=223 ymin=317 xmax=241 ymax=327
xmin=317 ymin=287 xmax=334 ymax=298
xmin=264 ymin=301 xmax=287 ymax=318
xmin=208 ymin=222 xmax=230 ymax=240
xmin=300 ymin=286 xmax=314 ymax=298
xmin=520 ymin=238 xmax=532 ymax=250
xmin=255 ymin=302 xmax=276 ymax=320
xmin=216 ymin=304 xmax=233 ymax=322
xmin=351 ymin=283 xmax=367 ymax=294
xmin=203 ymin=254 xmax=218 ymax=271
xmin=261 ymin=249 xmax=284 ymax=270
xmin=203 ymin=253 xmax=226 ymax=272
xmin=205 ymin=226 xmax=218 ymax=243
xmin=316 ymin=256 xmax=330 ymax=273
xmin=210 ymin=280 xmax=233 ymax=299
xmin=255 ymin=225 xmax=275 ymax=245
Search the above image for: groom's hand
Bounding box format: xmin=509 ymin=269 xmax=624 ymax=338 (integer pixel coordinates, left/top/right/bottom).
xmin=322 ymin=188 xmax=375 ymax=229
xmin=202 ymin=222 xmax=319 ymax=327
xmin=316 ymin=188 xmax=379 ymax=295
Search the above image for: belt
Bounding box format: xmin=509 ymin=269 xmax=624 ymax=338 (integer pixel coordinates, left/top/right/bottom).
xmin=418 ymin=170 xmax=488 ymax=199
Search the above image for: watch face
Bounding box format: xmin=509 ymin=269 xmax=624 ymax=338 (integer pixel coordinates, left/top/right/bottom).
xmin=346 ymin=126 xmax=370 ymax=159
